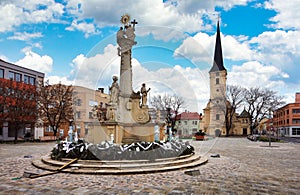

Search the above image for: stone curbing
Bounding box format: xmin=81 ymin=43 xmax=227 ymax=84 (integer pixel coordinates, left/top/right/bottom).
xmin=32 ymin=153 xmax=208 ymax=175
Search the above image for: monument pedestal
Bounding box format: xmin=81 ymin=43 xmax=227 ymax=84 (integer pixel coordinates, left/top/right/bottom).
xmin=86 ymin=16 xmax=155 ymax=144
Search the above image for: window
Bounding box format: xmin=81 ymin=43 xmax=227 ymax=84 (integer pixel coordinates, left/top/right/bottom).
xmin=287 ymin=110 xmax=289 ymax=115
xmin=89 ymin=112 xmax=93 ymax=119
xmin=216 ymin=72 xmax=219 ymax=76
xmin=75 ymin=99 xmax=82 ymax=106
xmin=287 ymin=119 xmax=289 ymax=124
xmin=216 ymin=114 xmax=220 ymax=120
xmin=89 ymin=100 xmax=98 ymax=106
xmin=15 ymin=73 xmax=21 ymax=82
xmin=292 ymin=119 xmax=300 ymax=124
xmin=29 ymin=77 xmax=35 ymax=85
xmin=76 ymin=111 xmax=81 ymax=119
xmin=216 ymin=78 xmax=219 ymax=84
xmin=292 ymin=128 xmax=300 ymax=135
xmin=184 ymin=121 xmax=187 ymax=125
xmin=194 ymin=121 xmax=197 ymax=125
xmin=292 ymin=109 xmax=300 ymax=114
xmin=24 ymin=75 xmax=29 ymax=84
xmin=0 ymin=69 xmax=4 ymax=78
xmin=9 ymin=71 xmax=14 ymax=80
xmin=46 ymin=126 xmax=53 ymax=132
xmin=8 ymin=71 xmax=22 ymax=82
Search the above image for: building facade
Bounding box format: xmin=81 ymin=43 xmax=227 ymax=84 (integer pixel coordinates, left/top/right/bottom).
xmin=0 ymin=59 xmax=44 ymax=141
xmin=201 ymin=21 xmax=227 ymax=136
xmin=72 ymin=86 xmax=109 ymax=138
xmin=200 ymin=22 xmax=251 ymax=136
xmin=43 ymin=86 xmax=110 ymax=140
xmin=175 ymin=111 xmax=202 ymax=138
xmin=273 ymin=93 xmax=300 ymax=137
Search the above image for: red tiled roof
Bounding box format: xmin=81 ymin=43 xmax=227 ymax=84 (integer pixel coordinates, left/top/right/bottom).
xmin=176 ymin=112 xmax=201 ymax=120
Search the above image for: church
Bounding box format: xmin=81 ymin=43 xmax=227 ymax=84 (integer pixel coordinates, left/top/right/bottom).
xmin=200 ymin=21 xmax=251 ymax=136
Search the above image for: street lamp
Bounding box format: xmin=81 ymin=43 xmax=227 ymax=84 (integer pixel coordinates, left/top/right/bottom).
xmin=268 ymin=109 xmax=273 ymax=147
xmin=166 ymin=108 xmax=172 ymax=141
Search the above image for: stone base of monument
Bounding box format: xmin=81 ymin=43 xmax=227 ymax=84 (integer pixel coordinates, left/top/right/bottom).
xmin=86 ymin=122 xmax=155 ymax=144
xmin=32 ymin=153 xmax=207 ymax=175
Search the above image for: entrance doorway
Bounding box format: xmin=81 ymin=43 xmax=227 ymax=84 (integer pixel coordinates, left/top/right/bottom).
xmin=215 ymin=129 xmax=221 ymax=137
xmin=243 ymin=128 xmax=247 ymax=135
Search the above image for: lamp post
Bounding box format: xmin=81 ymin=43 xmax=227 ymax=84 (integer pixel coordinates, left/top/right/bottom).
xmin=68 ymin=119 xmax=73 ymax=142
xmin=166 ymin=108 xmax=172 ymax=141
xmin=268 ymin=109 xmax=273 ymax=147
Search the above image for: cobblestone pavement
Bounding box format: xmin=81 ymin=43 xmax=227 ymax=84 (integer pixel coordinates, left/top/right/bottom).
xmin=0 ymin=138 xmax=299 ymax=194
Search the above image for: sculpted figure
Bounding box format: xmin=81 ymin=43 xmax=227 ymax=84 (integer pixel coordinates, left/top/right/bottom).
xmin=125 ymin=25 xmax=136 ymax=44
xmin=140 ymin=83 xmax=151 ymax=106
xmin=116 ymin=23 xmax=137 ymax=55
xmin=109 ymin=76 xmax=119 ymax=103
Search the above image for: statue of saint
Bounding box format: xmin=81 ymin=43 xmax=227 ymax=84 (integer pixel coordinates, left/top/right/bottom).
xmin=109 ymin=76 xmax=119 ymax=103
xmin=140 ymin=83 xmax=150 ymax=106
xmin=116 ymin=17 xmax=137 ymax=55
xmin=125 ymin=25 xmax=136 ymax=44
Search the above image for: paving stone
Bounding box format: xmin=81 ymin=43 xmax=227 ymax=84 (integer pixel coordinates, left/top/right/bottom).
xmin=0 ymin=138 xmax=300 ymax=194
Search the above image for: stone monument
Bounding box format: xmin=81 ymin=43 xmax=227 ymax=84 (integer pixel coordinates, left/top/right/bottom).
xmin=86 ymin=15 xmax=154 ymax=144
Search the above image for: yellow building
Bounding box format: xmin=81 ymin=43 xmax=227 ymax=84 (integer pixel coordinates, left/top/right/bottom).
xmin=73 ymin=86 xmax=109 ymax=138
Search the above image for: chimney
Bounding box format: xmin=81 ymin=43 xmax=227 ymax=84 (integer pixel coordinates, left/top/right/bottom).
xmin=97 ymin=87 xmax=104 ymax=93
xmin=296 ymin=92 xmax=300 ymax=103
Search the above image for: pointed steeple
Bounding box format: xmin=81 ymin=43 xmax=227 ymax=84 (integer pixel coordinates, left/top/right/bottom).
xmin=209 ymin=20 xmax=226 ymax=72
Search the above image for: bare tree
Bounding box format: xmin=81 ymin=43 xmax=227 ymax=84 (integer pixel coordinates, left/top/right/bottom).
xmin=244 ymin=87 xmax=285 ymax=134
xmin=212 ymin=85 xmax=245 ymax=136
xmin=0 ymin=79 xmax=38 ymax=143
xmin=38 ymin=82 xmax=73 ymax=137
xmin=151 ymin=94 xmax=185 ymax=115
xmin=150 ymin=94 xmax=185 ymax=129
xmin=224 ymin=85 xmax=245 ymax=136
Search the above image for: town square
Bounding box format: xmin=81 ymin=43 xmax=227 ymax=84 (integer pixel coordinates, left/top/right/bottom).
xmin=1 ymin=0 xmax=300 ymax=194
xmin=1 ymin=138 xmax=299 ymax=194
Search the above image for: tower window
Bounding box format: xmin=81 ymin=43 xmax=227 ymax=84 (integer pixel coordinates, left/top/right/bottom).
xmin=216 ymin=78 xmax=219 ymax=84
xmin=216 ymin=114 xmax=220 ymax=120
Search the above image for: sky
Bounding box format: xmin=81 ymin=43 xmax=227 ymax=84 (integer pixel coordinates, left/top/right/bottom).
xmin=1 ymin=0 xmax=300 ymax=113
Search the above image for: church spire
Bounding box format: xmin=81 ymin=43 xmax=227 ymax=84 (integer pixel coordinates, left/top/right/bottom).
xmin=209 ymin=20 xmax=226 ymax=72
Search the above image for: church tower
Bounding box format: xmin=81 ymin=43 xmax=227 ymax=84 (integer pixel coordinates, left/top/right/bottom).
xmin=203 ymin=20 xmax=227 ymax=136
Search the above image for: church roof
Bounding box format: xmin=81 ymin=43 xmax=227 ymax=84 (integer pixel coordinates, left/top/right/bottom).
xmin=239 ymin=108 xmax=250 ymax=118
xmin=175 ymin=112 xmax=202 ymax=120
xmin=209 ymin=20 xmax=226 ymax=73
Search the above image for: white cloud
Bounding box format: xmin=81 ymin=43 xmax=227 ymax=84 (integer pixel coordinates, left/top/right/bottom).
xmin=15 ymin=49 xmax=53 ymax=73
xmin=70 ymin=0 xmax=252 ymax=40
xmin=0 ymin=0 xmax=64 ymax=32
xmin=265 ymin=0 xmax=300 ymax=30
xmin=45 ymin=75 xmax=74 ymax=85
xmin=71 ymin=44 xmax=120 ymax=89
xmin=70 ymin=43 xmax=209 ymax=112
xmin=173 ymin=0 xmax=249 ymax=13
xmin=174 ymin=31 xmax=253 ymax=64
xmin=249 ymin=30 xmax=300 ymax=69
xmin=8 ymin=32 xmax=43 ymax=41
xmin=228 ymin=61 xmax=288 ymax=89
xmin=0 ymin=54 xmax=9 ymax=62
xmin=66 ymin=20 xmax=99 ymax=38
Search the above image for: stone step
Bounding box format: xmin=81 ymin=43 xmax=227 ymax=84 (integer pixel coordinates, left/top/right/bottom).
xmin=41 ymin=154 xmax=200 ymax=169
xmin=32 ymin=153 xmax=208 ymax=175
xmin=57 ymin=152 xmax=194 ymax=164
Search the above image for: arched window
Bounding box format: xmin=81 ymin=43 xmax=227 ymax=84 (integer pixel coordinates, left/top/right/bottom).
xmin=216 ymin=78 xmax=219 ymax=84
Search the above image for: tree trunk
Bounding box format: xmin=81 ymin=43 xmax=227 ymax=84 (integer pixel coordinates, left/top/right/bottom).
xmin=14 ymin=123 xmax=18 ymax=144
